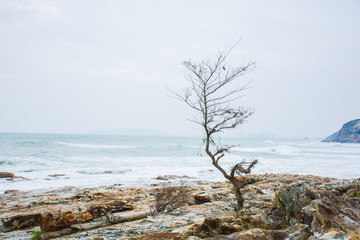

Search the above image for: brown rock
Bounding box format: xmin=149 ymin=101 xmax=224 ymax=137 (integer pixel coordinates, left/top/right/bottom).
xmin=48 ymin=174 xmax=66 ymax=177
xmin=107 ymin=201 xmax=134 ymax=212
xmin=81 ymin=211 xmax=93 ymax=222
xmin=86 ymin=205 xmax=109 ymax=219
xmin=2 ymin=213 xmax=42 ymax=232
xmin=194 ymin=193 xmax=212 ymax=204
xmin=41 ymin=211 xmax=75 ymax=232
xmin=181 ymin=218 xmax=240 ymax=239
xmin=0 ymin=172 xmax=14 ymax=178
xmin=204 ymin=224 xmax=310 ymax=240
xmin=41 ymin=212 xmax=55 ymax=231
xmin=4 ymin=189 xmax=20 ymax=195
xmin=61 ymin=211 xmax=79 ymax=227
xmin=40 ymin=201 xmax=133 ymax=232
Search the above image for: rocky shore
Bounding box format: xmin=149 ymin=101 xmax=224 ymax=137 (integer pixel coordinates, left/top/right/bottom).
xmin=1 ymin=174 xmax=359 ymax=240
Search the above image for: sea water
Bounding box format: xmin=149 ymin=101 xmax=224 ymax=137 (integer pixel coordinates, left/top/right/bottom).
xmin=0 ymin=132 xmax=359 ymax=193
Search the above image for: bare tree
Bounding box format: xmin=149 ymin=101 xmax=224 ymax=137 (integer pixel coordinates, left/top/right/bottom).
xmin=172 ymin=43 xmax=258 ymax=215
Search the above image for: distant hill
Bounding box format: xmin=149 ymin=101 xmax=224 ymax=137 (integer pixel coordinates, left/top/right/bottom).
xmin=322 ymin=119 xmax=360 ymax=143
xmin=90 ymin=128 xmax=169 ymax=136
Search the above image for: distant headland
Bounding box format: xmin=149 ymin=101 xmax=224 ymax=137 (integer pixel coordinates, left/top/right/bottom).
xmin=322 ymin=119 xmax=360 ymax=143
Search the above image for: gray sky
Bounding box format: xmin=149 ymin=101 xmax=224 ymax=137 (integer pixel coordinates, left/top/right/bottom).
xmin=1 ymin=0 xmax=359 ymax=138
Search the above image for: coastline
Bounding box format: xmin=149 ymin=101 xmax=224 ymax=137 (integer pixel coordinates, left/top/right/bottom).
xmin=1 ymin=173 xmax=359 ymax=239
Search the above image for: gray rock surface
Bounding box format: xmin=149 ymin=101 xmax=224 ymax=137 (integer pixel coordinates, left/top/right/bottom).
xmin=323 ymin=119 xmax=360 ymax=143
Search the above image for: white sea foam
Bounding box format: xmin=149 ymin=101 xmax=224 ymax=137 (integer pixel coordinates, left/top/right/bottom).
xmin=0 ymin=133 xmax=359 ymax=194
xmin=232 ymin=145 xmax=301 ymax=155
xmin=53 ymin=141 xmax=138 ymax=149
xmin=271 ymin=145 xmax=302 ymax=155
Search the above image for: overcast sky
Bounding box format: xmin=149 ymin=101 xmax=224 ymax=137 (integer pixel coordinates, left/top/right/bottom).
xmin=1 ymin=0 xmax=359 ymax=138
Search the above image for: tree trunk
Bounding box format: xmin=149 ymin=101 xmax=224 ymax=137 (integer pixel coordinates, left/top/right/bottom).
xmin=229 ymin=177 xmax=246 ymax=216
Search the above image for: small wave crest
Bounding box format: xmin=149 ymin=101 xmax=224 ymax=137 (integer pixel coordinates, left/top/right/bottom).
xmin=0 ymin=157 xmax=19 ymax=166
xmin=233 ymin=144 xmax=301 ymax=155
xmin=53 ymin=141 xmax=137 ymax=149
xmin=77 ymin=169 xmax=131 ymax=175
xmin=0 ymin=160 xmax=8 ymax=165
xmin=0 ymin=155 xmax=54 ymax=168
xmin=15 ymin=140 xmax=42 ymax=147
xmin=271 ymin=145 xmax=301 ymax=155
xmin=166 ymin=143 xmax=201 ymax=150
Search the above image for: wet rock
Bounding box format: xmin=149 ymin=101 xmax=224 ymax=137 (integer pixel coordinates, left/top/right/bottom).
xmin=0 ymin=172 xmax=14 ymax=178
xmin=204 ymin=224 xmax=311 ymax=240
xmin=3 ymin=190 xmax=20 ymax=195
xmin=48 ymin=174 xmax=66 ymax=177
xmin=155 ymin=175 xmax=191 ymax=180
xmin=193 ymin=192 xmax=212 ymax=204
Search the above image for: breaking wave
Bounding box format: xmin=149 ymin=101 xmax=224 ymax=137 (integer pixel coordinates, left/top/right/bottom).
xmin=233 ymin=144 xmax=301 ymax=155
xmin=53 ymin=141 xmax=137 ymax=149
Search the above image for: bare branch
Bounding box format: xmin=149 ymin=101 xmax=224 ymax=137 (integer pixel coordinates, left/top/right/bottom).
xmin=230 ymin=159 xmax=258 ymax=178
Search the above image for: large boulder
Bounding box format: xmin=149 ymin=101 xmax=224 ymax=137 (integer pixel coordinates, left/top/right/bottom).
xmin=323 ymin=119 xmax=360 ymax=143
xmin=298 ymin=195 xmax=360 ymax=236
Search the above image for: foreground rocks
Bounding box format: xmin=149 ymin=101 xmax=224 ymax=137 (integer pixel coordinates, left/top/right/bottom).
xmin=0 ymin=174 xmax=359 ymax=239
